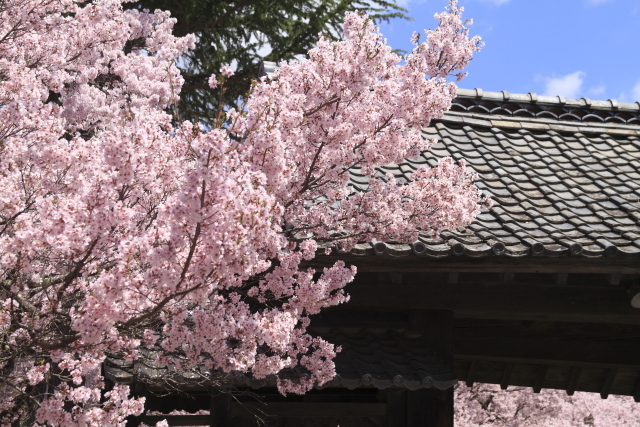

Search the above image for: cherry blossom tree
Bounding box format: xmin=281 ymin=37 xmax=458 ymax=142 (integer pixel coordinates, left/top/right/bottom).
xmin=455 ymin=383 xmax=640 ymax=427
xmin=0 ymin=0 xmax=483 ymax=424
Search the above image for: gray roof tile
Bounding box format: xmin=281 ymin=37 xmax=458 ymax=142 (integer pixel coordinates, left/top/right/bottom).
xmin=340 ymin=90 xmax=640 ymax=259
xmin=318 ymin=330 xmax=457 ymax=390
xmin=105 ymin=330 xmax=457 ymax=391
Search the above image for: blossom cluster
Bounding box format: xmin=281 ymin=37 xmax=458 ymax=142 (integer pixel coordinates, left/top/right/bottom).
xmin=239 ymin=4 xmax=485 ymax=249
xmin=0 ymin=0 xmax=482 ymax=424
xmin=455 ymin=383 xmax=640 ymax=426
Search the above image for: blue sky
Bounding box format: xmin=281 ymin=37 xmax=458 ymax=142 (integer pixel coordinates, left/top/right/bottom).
xmin=378 ymin=0 xmax=640 ymax=102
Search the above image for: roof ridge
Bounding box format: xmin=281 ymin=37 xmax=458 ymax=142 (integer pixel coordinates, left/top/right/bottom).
xmin=456 ymin=88 xmax=640 ymax=113
xmin=439 ymin=112 xmax=640 ymax=136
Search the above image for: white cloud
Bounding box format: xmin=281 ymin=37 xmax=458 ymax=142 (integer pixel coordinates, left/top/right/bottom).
xmin=587 ymin=0 xmax=612 ymax=5
xmin=478 ymin=0 xmax=510 ymax=5
xmin=587 ymin=85 xmax=606 ymax=97
xmin=393 ymin=0 xmax=428 ymax=7
xmin=394 ymin=0 xmax=413 ymax=7
xmin=542 ymin=71 xmax=585 ymax=99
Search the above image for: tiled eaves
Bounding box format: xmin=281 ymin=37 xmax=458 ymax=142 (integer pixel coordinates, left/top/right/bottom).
xmin=104 ymin=330 xmax=456 ymax=391
xmin=339 ymin=92 xmax=640 ymax=260
xmin=316 ymin=329 xmax=457 ymax=391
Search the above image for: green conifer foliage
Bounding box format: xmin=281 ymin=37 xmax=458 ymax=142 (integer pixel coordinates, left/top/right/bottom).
xmin=130 ymin=0 xmax=408 ymax=124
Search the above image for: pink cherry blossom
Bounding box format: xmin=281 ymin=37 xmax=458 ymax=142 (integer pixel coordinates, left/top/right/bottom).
xmin=0 ymin=0 xmax=483 ymax=424
xmin=220 ymin=64 xmax=234 ymax=77
xmin=208 ymin=74 xmax=219 ymax=88
xmin=455 ymin=383 xmax=640 ymax=426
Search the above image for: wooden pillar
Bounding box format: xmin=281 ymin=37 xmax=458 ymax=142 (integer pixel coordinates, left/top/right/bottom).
xmin=209 ymin=392 xmax=230 ymax=427
xmin=407 ymin=388 xmax=454 ymax=427
xmin=409 ymin=309 xmax=454 ymax=427
xmin=386 ymin=389 xmax=408 ymax=427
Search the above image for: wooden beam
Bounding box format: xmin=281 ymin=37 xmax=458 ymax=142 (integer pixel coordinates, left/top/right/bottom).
xmin=566 ymin=366 xmax=582 ymax=396
xmin=144 ymin=415 xmax=210 ymax=426
xmin=229 ymin=402 xmax=387 ymax=418
xmin=453 ymin=320 xmax=640 ymax=366
xmin=533 ymin=365 xmax=549 ymax=393
xmin=634 ymin=378 xmax=640 ymax=403
xmin=148 ymin=415 xmax=209 ymax=427
xmin=500 ymin=363 xmax=515 ymax=390
xmin=455 ymin=355 xmax=640 ymax=398
xmin=304 ymin=255 xmax=640 ymax=274
xmin=607 ymin=273 xmax=621 ymax=286
xmin=600 ymin=368 xmax=617 ymax=399
xmin=448 ymin=272 xmax=459 ymax=285
xmin=456 ymin=354 xmax=640 ymax=371
xmin=346 ymin=276 xmax=640 ymax=324
xmin=466 ymin=360 xmax=478 ymax=387
xmin=390 ymin=272 xmax=403 ymax=286
xmin=310 ymin=310 xmax=409 ymax=329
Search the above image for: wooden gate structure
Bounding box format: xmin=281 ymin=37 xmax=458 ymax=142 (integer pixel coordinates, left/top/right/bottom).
xmin=107 ymin=89 xmax=640 ymax=426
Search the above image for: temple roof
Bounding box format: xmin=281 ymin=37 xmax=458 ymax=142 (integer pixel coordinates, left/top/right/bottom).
xmin=104 ymin=329 xmax=456 ymax=391
xmin=317 ymin=329 xmax=456 ymax=390
xmin=338 ymin=89 xmax=640 ymax=259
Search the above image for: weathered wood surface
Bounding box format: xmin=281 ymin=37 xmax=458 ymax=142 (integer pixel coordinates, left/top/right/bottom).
xmin=453 ymin=320 xmax=640 ymax=366
xmin=342 ymin=272 xmax=640 ymax=324
xmin=143 ymin=414 xmax=209 ymax=426
xmin=385 ymin=389 xmax=407 ymax=427
xmin=313 ymin=315 xmax=640 ymax=369
xmin=210 ymin=393 xmax=230 ymax=427
xmin=311 ymin=310 xmax=640 ymax=398
xmin=229 ymin=402 xmax=387 ymax=418
xmin=407 ymin=389 xmax=454 ymax=427
xmin=304 ymin=255 xmax=640 ymax=274
xmin=409 ymin=310 xmax=454 ymax=427
xmin=455 ymin=356 xmax=640 ymax=401
xmin=452 ymin=320 xmax=640 ymax=399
